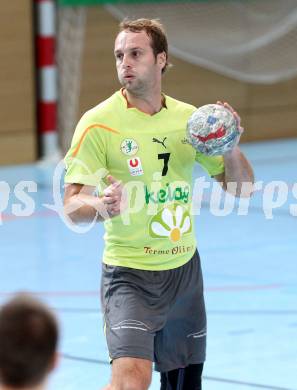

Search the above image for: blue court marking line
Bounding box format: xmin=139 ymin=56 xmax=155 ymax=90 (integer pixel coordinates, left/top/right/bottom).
xmin=54 ymin=308 xmax=297 ymax=315
xmin=248 ymin=155 xmax=297 ymax=166
xmin=0 ymin=291 xmax=101 ymax=297
xmin=2 ymin=182 xmax=53 ymax=190
xmin=206 ymin=284 xmax=283 ymax=292
xmin=228 ymin=328 xmax=254 ymax=335
xmin=203 ymin=376 xmax=296 ymax=390
xmin=0 ymin=284 xmax=283 ymax=298
xmin=52 ymin=307 xmax=100 ymax=313
xmin=208 ymin=310 xmax=297 ymax=315
xmin=1 ymin=210 xmax=57 ymax=222
xmin=43 ymin=307 xmax=297 ymax=317
xmin=199 ymin=203 xmax=296 ymax=218
xmin=61 ymin=353 xmax=109 ymax=365
xmin=60 ymin=354 xmax=295 ymax=390
xmin=1 ymin=202 xmax=295 ymax=223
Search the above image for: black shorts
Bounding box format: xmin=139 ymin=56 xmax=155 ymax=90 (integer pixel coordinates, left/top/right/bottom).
xmin=101 ymin=250 xmax=206 ymax=372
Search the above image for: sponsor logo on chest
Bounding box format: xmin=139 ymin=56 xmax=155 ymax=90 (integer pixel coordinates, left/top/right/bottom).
xmin=127 ymin=157 xmax=144 ymax=176
xmin=120 ymin=138 xmax=139 ymax=156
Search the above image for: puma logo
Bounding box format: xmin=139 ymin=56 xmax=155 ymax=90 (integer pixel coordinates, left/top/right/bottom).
xmin=152 ymin=137 xmax=167 ymax=148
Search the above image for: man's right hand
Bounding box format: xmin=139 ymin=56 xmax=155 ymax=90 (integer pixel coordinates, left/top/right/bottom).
xmin=102 ymin=175 xmax=127 ymax=218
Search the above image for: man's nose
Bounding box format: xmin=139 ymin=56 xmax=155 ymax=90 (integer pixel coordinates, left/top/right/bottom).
xmin=122 ymin=54 xmax=131 ymax=67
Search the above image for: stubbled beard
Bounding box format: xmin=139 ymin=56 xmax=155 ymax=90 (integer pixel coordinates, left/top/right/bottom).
xmin=121 ymin=77 xmax=145 ymax=95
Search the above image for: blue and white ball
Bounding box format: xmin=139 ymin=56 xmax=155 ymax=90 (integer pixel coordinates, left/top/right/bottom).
xmin=186 ymin=104 xmax=240 ymax=156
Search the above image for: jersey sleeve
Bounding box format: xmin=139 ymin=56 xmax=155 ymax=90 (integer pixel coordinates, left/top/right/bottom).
xmin=64 ymin=112 xmax=108 ymax=187
xmin=195 ymin=152 xmax=225 ymax=177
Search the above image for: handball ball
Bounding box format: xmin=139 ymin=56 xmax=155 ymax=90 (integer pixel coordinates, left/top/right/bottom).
xmin=186 ymin=104 xmax=241 ymax=156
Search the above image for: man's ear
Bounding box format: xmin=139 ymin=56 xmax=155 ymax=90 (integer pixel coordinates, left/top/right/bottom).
xmin=157 ymin=51 xmax=167 ymax=69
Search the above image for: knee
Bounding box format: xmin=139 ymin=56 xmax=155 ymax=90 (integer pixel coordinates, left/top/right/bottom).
xmin=122 ymin=365 xmax=151 ymax=390
xmin=121 ymin=376 xmax=151 ymax=390
xmin=111 ymin=357 xmax=152 ymax=390
xmin=112 ymin=374 xmax=150 ymax=390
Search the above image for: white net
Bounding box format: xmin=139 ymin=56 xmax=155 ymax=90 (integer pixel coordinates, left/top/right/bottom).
xmin=57 ymin=0 xmax=297 ymax=149
xmin=106 ymin=0 xmax=297 ymax=84
xmin=57 ymin=6 xmax=86 ymax=152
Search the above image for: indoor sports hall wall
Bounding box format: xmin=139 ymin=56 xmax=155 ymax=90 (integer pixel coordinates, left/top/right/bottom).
xmin=0 ymin=1 xmax=36 ymax=165
xmin=77 ymin=6 xmax=297 ymax=144
xmin=0 ymin=2 xmax=296 ymax=166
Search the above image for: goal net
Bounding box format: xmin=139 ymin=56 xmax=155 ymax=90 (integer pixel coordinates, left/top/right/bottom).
xmin=57 ymin=0 xmax=297 ymax=150
xmin=57 ymin=5 xmax=87 ymax=152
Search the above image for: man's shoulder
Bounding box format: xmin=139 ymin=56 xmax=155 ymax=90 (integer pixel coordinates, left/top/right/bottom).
xmin=71 ymin=91 xmax=122 ymax=142
xmin=165 ymin=94 xmax=197 ymax=114
xmin=82 ymin=91 xmax=121 ymax=122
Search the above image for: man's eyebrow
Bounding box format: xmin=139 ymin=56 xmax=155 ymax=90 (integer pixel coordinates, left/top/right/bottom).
xmin=114 ymin=47 xmax=144 ymax=54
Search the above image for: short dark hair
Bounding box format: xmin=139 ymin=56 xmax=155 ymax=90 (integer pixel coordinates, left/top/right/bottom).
xmin=119 ymin=18 xmax=171 ymax=73
xmin=0 ymin=293 xmax=58 ymax=388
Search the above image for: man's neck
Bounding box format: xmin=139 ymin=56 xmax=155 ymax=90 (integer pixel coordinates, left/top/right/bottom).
xmin=124 ymin=88 xmax=164 ymax=115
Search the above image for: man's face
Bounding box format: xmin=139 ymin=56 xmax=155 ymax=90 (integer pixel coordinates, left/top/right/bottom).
xmin=114 ymin=30 xmax=165 ymax=94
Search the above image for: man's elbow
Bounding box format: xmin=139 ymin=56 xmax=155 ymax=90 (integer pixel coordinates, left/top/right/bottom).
xmin=63 ymin=198 xmax=82 ymax=224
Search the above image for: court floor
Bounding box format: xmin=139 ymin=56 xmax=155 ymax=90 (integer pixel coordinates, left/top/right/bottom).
xmin=0 ymin=139 xmax=296 ymax=390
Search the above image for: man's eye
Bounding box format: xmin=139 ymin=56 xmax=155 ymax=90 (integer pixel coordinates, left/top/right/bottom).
xmin=116 ymin=54 xmax=123 ymax=60
xmin=132 ymin=51 xmax=140 ymax=57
